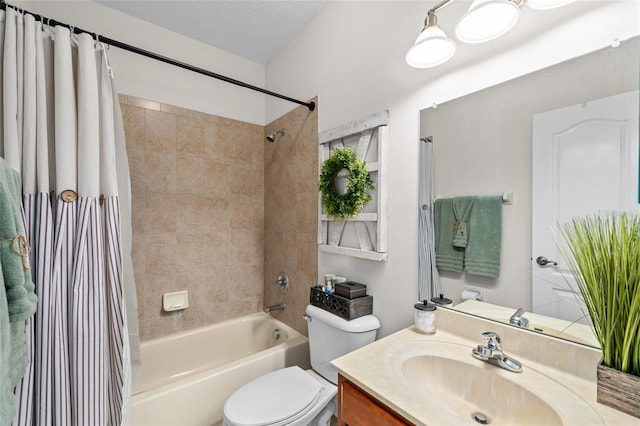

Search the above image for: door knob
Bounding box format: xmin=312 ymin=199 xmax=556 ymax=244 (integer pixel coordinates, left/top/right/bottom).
xmin=536 ymin=256 xmax=558 ymax=266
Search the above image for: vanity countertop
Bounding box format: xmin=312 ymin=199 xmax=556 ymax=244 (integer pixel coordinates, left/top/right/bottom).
xmin=332 ymin=308 xmax=640 ymax=426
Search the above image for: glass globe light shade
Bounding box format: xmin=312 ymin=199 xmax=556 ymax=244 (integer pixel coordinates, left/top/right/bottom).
xmin=406 ymin=24 xmax=456 ymax=68
xmin=455 ymin=0 xmax=520 ymax=43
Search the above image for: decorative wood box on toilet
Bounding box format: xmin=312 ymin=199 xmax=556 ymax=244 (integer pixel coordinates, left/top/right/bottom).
xmin=310 ymin=287 xmax=373 ymax=320
xmin=334 ymin=281 xmax=367 ymax=299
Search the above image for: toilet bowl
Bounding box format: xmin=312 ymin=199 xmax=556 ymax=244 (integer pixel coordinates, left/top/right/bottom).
xmin=223 ymin=305 xmax=380 ymax=426
xmin=223 ymin=367 xmax=336 ymax=426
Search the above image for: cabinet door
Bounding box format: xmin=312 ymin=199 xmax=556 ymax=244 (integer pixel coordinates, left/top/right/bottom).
xmin=338 ymin=374 xmax=412 ymax=426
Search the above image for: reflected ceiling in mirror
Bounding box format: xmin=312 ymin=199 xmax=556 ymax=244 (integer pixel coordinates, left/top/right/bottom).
xmin=419 ymin=36 xmax=639 ymax=348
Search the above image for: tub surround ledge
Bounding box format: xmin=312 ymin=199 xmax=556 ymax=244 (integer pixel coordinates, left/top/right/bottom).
xmin=332 ymin=308 xmax=638 ymax=425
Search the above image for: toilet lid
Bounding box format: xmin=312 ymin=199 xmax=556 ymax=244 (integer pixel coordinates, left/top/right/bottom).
xmin=224 ymin=366 xmax=323 ymax=426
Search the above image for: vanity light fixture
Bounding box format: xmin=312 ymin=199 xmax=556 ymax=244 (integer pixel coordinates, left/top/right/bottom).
xmin=406 ymin=0 xmax=574 ymax=68
xmin=405 ymin=11 xmax=456 ymax=68
xmin=455 ymin=0 xmax=524 ymax=44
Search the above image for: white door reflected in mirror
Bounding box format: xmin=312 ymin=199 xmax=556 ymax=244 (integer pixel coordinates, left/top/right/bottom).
xmin=531 ymin=90 xmax=640 ymax=324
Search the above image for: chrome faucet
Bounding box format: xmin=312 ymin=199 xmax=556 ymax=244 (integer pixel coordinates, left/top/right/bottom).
xmin=509 ymin=308 xmax=530 ymax=328
xmin=265 ymin=303 xmax=286 ymax=314
xmin=471 ymin=332 xmax=523 ymax=373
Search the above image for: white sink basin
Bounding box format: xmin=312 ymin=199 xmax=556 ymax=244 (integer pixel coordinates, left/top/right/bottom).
xmin=385 ymin=340 xmax=604 ymax=425
xmin=402 ymin=355 xmax=562 ymax=425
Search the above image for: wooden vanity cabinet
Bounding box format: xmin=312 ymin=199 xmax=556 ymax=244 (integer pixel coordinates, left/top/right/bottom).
xmin=337 ymin=374 xmax=414 ymax=426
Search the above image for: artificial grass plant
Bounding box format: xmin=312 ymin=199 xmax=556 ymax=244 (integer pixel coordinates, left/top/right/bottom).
xmin=556 ymin=212 xmax=640 ymax=376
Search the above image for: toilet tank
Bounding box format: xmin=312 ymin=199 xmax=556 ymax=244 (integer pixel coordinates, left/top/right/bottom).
xmin=305 ymin=305 xmax=380 ymax=385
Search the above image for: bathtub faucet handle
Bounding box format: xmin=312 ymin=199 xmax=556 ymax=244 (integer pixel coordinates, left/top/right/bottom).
xmin=274 ymin=272 xmax=289 ymax=293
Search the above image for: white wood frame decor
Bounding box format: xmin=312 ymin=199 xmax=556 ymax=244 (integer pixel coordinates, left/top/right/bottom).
xmin=318 ymin=110 xmax=389 ymax=261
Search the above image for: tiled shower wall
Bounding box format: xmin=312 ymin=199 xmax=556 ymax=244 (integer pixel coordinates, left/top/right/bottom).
xmin=263 ymin=99 xmax=319 ymax=336
xmin=120 ymin=95 xmax=265 ymax=341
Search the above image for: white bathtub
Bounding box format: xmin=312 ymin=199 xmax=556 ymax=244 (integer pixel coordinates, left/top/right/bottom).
xmin=131 ymin=312 xmax=310 ymax=426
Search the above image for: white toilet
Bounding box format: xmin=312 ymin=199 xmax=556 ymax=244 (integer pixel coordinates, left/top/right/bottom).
xmin=223 ymin=304 xmax=380 ymax=426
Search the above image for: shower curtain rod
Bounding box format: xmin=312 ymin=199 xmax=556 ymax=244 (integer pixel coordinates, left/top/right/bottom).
xmin=0 ymin=1 xmax=316 ymax=112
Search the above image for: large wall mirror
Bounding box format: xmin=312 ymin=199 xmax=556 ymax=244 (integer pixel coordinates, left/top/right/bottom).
xmin=420 ymin=36 xmax=639 ymax=348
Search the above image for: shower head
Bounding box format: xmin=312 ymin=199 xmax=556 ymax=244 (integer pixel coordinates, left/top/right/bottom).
xmin=266 ymin=128 xmax=286 ymax=143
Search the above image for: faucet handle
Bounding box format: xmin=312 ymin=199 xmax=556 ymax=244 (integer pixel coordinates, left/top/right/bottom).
xmin=482 ymin=332 xmax=502 ymax=351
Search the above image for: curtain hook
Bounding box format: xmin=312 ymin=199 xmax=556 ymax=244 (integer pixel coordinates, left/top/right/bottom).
xmin=100 ymin=42 xmax=114 ymax=78
xmin=42 ymin=23 xmax=55 ymax=39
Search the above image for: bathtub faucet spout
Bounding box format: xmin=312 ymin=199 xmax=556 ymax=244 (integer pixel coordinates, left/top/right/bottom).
xmin=265 ymin=303 xmax=286 ymax=314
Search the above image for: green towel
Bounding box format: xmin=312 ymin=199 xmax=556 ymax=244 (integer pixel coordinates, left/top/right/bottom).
xmin=0 ymin=271 xmax=29 ymax=426
xmin=0 ymin=158 xmax=37 ymax=322
xmin=452 ymin=196 xmax=477 ymax=248
xmin=0 ymin=158 xmax=36 ymax=426
xmin=465 ymin=196 xmax=502 ymax=278
xmin=434 ymin=198 xmax=464 ymax=273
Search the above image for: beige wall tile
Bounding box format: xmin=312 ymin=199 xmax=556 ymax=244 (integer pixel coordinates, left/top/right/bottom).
xmin=125 ymin=93 xmax=315 ymax=342
xmin=122 ymin=105 xmax=146 ymax=149
xmin=139 ymin=317 xmax=164 ymax=341
xmin=132 ymin=236 xmax=147 ymax=320
xmin=125 ymin=89 xmax=266 ymax=341
xmin=126 ymin=148 xmax=146 ymax=195
xmin=177 ymin=116 xmax=205 ymax=155
xmin=127 ymin=96 xmax=161 ymax=111
xmin=211 ymin=117 xmax=239 ymax=160
xmin=229 ymin=162 xmax=256 ymax=196
xmin=229 ymin=197 xmax=264 ymax=232
xmin=175 ymin=194 xmax=230 ymax=235
xmin=176 ymin=233 xmax=222 ymax=271
xmin=203 ymin=121 xmax=220 ymax=160
xmin=203 ymin=159 xmax=230 ymax=197
xmin=161 ymin=103 xmax=193 ymax=118
xmin=130 ymin=191 xmax=147 ymax=238
xmin=176 ymin=154 xmax=205 ymax=195
xmin=227 ymin=130 xmax=253 ymax=162
xmin=203 ymin=197 xmax=232 ymax=233
xmin=229 ymin=230 xmax=263 ymax=267
xmin=145 ymin=110 xmax=176 ymax=153
xmin=190 ymin=110 xmax=210 ymax=122
xmin=144 ymin=192 xmax=177 ymax=234
xmin=145 ymin=151 xmax=176 ymax=193
xmin=263 ymin=98 xmax=318 ymax=337
xmin=296 ymin=191 xmax=318 ymax=235
xmin=295 ymin=232 xmax=317 ymax=277
xmin=144 ymin=234 xmax=178 ymax=275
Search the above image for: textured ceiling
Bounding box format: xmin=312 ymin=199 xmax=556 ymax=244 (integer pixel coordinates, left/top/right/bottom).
xmin=97 ymin=0 xmax=330 ymax=64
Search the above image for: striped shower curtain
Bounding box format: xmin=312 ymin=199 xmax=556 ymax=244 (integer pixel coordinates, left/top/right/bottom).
xmin=0 ymin=9 xmax=132 ymax=425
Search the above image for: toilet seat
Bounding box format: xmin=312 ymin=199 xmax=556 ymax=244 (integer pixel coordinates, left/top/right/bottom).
xmin=223 ymin=366 xmax=324 ymax=426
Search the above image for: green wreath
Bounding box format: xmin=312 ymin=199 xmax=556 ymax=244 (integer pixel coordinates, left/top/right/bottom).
xmin=319 ymin=147 xmax=375 ymax=219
